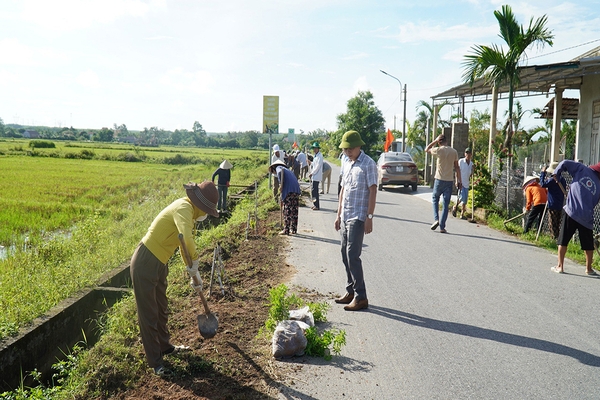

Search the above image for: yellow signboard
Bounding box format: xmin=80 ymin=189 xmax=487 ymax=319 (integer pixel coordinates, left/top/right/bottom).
xmin=263 ymin=95 xmax=279 ymax=134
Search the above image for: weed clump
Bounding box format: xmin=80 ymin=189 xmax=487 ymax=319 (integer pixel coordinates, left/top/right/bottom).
xmin=263 ymin=284 xmax=346 ymax=360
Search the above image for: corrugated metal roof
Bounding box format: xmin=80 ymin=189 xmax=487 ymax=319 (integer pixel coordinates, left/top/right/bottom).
xmin=432 ymin=45 xmax=600 ymax=104
xmin=537 ymin=97 xmax=579 ymax=120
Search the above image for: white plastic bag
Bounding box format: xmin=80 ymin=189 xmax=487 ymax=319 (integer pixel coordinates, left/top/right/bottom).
xmin=289 ymin=306 xmax=315 ymax=327
xmin=271 ymin=320 xmax=309 ymax=358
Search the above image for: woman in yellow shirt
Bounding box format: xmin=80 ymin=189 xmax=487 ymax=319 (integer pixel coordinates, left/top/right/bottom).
xmin=130 ymin=181 xmax=218 ymax=377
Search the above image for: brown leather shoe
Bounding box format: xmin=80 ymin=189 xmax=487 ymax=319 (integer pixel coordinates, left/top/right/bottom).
xmin=344 ymin=298 xmax=368 ymax=311
xmin=334 ymin=293 xmax=354 ymax=304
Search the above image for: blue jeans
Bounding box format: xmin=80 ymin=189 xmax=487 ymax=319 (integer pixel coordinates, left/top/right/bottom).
xmin=458 ymin=187 xmax=469 ymax=205
xmin=217 ymin=185 xmax=228 ymax=211
xmin=340 ymin=219 xmax=367 ymax=300
xmin=432 ymin=179 xmax=453 ymax=230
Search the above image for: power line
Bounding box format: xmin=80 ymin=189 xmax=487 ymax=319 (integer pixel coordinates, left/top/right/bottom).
xmin=529 ymin=38 xmax=600 ymax=60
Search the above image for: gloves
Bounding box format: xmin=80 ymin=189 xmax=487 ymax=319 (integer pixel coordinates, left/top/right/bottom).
xmin=190 ymin=272 xmax=203 ymax=293
xmin=186 ymin=259 xmax=199 ymax=277
xmin=186 ymin=259 xmax=203 ymax=293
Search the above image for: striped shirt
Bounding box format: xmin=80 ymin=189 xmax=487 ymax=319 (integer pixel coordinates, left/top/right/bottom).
xmin=341 ymin=150 xmax=377 ymax=222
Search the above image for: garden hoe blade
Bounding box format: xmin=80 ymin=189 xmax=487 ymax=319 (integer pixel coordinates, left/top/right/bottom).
xmin=178 ymin=233 xmax=219 ymax=339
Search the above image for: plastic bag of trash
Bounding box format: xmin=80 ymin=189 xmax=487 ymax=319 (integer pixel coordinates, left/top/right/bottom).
xmin=272 ymin=320 xmax=309 ymax=358
xmin=289 ymin=306 xmax=314 ymax=327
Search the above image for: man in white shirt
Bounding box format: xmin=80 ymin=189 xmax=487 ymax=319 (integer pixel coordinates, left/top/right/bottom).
xmin=308 ymin=141 xmax=323 ymax=210
xmin=296 ymin=150 xmax=308 ymax=179
xmin=453 ymin=148 xmax=474 ymax=219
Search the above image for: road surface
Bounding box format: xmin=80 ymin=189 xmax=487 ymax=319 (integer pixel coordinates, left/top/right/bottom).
xmin=276 ymin=166 xmax=600 ymax=400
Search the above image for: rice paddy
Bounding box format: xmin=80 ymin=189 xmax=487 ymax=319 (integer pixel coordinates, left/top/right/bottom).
xmin=0 ymin=140 xmax=268 ymax=339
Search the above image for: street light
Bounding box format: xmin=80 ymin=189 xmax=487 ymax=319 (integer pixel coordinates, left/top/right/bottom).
xmin=380 ymin=70 xmax=407 ymax=152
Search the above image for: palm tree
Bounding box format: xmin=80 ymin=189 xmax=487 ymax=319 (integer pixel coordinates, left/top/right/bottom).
xmin=462 ymin=5 xmax=554 ymax=151
xmin=415 ymin=100 xmax=452 ymax=135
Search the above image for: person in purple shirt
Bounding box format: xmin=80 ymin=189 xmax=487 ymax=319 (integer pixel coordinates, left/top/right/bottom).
xmin=269 ymin=160 xmax=301 ymax=235
xmin=551 ymin=160 xmax=600 ymax=275
xmin=539 ymin=162 xmax=566 ymax=239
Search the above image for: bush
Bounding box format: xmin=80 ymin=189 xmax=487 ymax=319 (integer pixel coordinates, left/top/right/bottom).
xmin=162 ymin=153 xmax=198 ymax=165
xmin=116 ymin=152 xmax=143 ymax=162
xmin=472 ymin=164 xmax=496 ymax=208
xmin=29 ymin=140 xmax=56 ymax=149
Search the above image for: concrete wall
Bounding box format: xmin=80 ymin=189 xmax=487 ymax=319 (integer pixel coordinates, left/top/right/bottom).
xmin=451 ymin=123 xmax=469 ymax=156
xmin=577 ymin=74 xmax=600 ymax=164
xmin=0 ymin=263 xmax=131 ymax=391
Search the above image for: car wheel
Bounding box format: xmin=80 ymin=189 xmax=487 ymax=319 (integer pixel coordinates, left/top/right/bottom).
xmin=411 ymin=184 xmax=417 ymax=192
xmin=378 ymin=184 xmax=383 ymax=191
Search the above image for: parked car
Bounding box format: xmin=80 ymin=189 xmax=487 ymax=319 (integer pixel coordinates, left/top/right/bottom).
xmin=376 ymin=152 xmax=418 ymax=192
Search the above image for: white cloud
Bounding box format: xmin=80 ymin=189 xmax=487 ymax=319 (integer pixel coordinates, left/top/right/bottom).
xmin=159 ymin=68 xmax=214 ymax=95
xmin=352 ymin=76 xmax=370 ymax=93
xmin=0 ymin=70 xmax=18 ymax=86
xmin=392 ymin=21 xmax=498 ymax=44
xmin=76 ymin=70 xmax=100 ymax=88
xmin=0 ymin=39 xmax=34 ymax=66
xmin=20 ymin=0 xmax=166 ymax=31
xmin=342 ymin=52 xmax=369 ymax=60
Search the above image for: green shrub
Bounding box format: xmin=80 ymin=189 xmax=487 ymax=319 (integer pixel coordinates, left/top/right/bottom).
xmin=29 ymin=140 xmax=56 ymax=149
xmin=472 ymin=164 xmax=496 ymax=208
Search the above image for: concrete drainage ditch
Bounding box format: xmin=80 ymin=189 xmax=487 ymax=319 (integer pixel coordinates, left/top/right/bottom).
xmin=0 ymin=182 xmax=259 ymax=392
xmin=0 ymin=262 xmax=132 ymax=391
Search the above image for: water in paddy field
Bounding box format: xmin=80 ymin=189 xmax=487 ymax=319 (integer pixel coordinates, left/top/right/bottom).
xmin=0 ymin=244 xmax=17 ymax=261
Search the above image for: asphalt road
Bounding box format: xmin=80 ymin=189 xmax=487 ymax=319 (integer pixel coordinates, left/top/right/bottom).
xmin=277 ymin=166 xmax=600 ymax=400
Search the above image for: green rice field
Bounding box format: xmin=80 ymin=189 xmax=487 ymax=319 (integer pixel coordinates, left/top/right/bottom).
xmin=0 ymin=139 xmax=268 ymax=339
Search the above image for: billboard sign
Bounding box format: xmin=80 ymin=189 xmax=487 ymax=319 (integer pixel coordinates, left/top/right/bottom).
xmin=263 ymin=95 xmax=279 ymax=134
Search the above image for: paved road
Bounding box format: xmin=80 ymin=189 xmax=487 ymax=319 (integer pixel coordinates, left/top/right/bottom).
xmin=277 ymin=166 xmax=600 ymax=400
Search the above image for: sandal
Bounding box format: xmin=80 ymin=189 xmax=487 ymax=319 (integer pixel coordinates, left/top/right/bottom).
xmin=550 ymin=266 xmax=564 ymax=274
xmin=162 ymin=344 xmax=189 ymax=356
xmin=154 ymin=365 xmax=173 ymax=377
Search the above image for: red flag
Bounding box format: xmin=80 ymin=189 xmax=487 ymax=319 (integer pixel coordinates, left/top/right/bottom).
xmin=384 ymin=129 xmax=394 ymax=152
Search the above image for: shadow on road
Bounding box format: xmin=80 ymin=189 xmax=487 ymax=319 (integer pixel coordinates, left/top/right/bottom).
xmin=292 ymin=233 xmax=341 ymax=246
xmin=368 ymin=305 xmax=600 ymax=367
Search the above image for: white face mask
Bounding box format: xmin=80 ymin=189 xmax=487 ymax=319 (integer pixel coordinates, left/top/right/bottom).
xmin=196 ymin=214 xmax=208 ymax=222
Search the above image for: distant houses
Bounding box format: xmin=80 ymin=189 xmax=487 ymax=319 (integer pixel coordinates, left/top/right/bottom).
xmin=22 ymin=130 xmax=40 ymax=139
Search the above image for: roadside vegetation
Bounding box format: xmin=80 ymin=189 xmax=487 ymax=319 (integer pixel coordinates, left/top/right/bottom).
xmin=0 ymin=142 xmax=267 ymax=339
xmin=0 ymin=177 xmax=310 ymax=399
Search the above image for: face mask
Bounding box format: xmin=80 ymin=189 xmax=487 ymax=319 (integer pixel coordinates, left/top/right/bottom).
xmin=196 ymin=214 xmax=208 ymax=222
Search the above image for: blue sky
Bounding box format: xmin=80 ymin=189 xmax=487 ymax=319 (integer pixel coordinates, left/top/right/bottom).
xmin=1 ymin=0 xmax=599 ymax=134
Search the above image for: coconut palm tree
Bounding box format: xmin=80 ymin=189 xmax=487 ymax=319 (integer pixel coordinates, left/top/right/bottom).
xmin=462 ymin=5 xmax=554 ymax=151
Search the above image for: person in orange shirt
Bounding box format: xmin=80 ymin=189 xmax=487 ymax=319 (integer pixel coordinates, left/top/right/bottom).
xmin=523 ymin=176 xmax=548 ymax=234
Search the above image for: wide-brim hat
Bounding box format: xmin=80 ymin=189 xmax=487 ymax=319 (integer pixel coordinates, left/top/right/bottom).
xmin=590 ymin=162 xmax=600 ymax=174
xmin=269 ymin=159 xmax=287 ymax=171
xmin=546 ymin=161 xmax=559 ymax=174
xmin=184 ymin=181 xmax=219 ymax=217
xmin=339 ymin=130 xmax=365 ymax=149
xmin=310 ymin=141 xmax=320 ymax=148
xmin=522 ymin=175 xmax=539 ymax=189
xmin=220 ymin=160 xmax=233 ymax=169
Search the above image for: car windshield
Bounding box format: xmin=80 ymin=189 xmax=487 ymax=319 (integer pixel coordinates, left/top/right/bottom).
xmin=382 ymin=153 xmax=412 ymax=162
